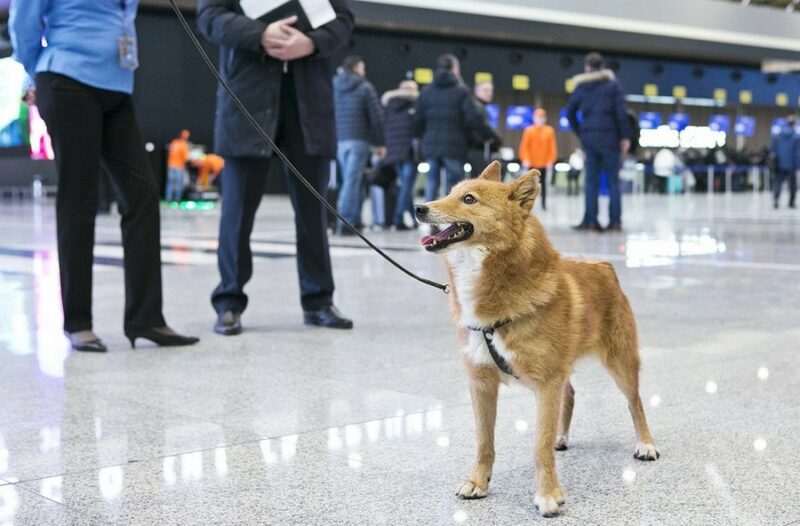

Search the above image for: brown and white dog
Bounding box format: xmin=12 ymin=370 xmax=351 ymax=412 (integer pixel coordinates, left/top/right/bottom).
xmin=415 ymin=161 xmax=658 ymax=517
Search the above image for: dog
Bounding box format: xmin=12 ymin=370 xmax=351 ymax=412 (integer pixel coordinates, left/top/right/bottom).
xmin=415 ymin=161 xmax=658 ymax=517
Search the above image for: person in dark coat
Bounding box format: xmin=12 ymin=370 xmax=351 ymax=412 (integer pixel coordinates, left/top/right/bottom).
xmin=771 ymin=116 xmax=798 ymax=209
xmin=567 ymin=52 xmax=632 ymax=232
xmin=197 ymin=0 xmax=354 ymax=334
xmin=414 ymin=54 xmax=496 ymax=202
xmin=466 ymin=81 xmax=502 ymax=177
xmin=381 ymin=80 xmax=420 ymax=229
xmin=333 ymin=55 xmax=385 ymax=233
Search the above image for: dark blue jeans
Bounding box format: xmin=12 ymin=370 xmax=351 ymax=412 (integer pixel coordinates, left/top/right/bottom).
xmin=583 ymin=146 xmax=622 ymax=227
xmin=392 ymin=161 xmax=417 ymax=225
xmin=425 ymin=158 xmax=464 ymax=202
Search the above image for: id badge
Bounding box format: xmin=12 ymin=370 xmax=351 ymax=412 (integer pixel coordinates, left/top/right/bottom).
xmin=118 ymin=35 xmax=139 ymax=70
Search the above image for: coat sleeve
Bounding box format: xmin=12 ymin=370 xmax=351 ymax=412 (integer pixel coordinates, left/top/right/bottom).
xmin=9 ymin=0 xmax=47 ymax=78
xmin=196 ymin=0 xmax=266 ymax=53
xmin=518 ymin=128 xmax=531 ymax=165
xmin=306 ymin=0 xmax=354 ymax=59
xmin=613 ymin=83 xmax=632 ymax=140
xmin=365 ymin=84 xmax=386 ymax=146
xmin=566 ymin=91 xmax=581 ymax=135
xmin=413 ymin=96 xmax=425 ymax=138
xmin=462 ymin=93 xmax=494 ymax=142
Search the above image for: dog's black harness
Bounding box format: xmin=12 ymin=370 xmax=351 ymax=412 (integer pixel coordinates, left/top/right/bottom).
xmin=467 ymin=319 xmax=517 ymax=378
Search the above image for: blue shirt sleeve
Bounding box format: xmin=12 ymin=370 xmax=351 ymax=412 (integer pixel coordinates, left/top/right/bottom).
xmin=9 ymin=0 xmax=47 ymax=78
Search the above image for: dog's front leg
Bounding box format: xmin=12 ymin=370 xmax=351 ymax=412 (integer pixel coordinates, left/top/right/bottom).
xmin=533 ymin=379 xmax=566 ymax=517
xmin=456 ymin=364 xmax=500 ymax=500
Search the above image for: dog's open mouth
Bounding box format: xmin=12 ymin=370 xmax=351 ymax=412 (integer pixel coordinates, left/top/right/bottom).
xmin=420 ymin=222 xmax=474 ymax=252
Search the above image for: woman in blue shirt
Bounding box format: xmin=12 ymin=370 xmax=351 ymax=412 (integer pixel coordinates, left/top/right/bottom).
xmin=10 ymin=0 xmax=198 ymax=351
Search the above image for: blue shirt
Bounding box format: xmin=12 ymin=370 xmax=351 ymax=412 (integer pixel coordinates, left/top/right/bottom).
xmin=9 ymin=0 xmax=139 ymax=94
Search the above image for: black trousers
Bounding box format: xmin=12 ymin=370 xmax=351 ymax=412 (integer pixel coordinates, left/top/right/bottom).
xmin=211 ymin=73 xmax=334 ymax=314
xmin=36 ymin=73 xmax=165 ymax=333
xmin=532 ymin=166 xmax=548 ymax=210
xmin=773 ymin=169 xmax=797 ymax=205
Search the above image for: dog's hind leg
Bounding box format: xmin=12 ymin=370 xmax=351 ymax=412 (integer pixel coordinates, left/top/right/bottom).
xmin=555 ymin=379 xmax=575 ymax=451
xmin=456 ymin=365 xmax=500 ymax=500
xmin=533 ymin=379 xmax=567 ymax=517
xmin=604 ymin=347 xmax=660 ymax=461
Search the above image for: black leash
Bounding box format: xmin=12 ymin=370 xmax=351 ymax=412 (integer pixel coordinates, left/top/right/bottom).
xmin=165 ymin=0 xmax=448 ymax=294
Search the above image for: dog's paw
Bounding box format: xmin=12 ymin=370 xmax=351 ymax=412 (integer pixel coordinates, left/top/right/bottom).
xmin=455 ymin=479 xmax=488 ymax=500
xmin=633 ymin=442 xmax=660 ymax=461
xmin=554 ymin=435 xmax=569 ymax=451
xmin=534 ymin=492 xmax=563 ymax=517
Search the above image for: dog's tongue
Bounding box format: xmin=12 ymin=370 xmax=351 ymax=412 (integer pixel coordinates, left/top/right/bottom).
xmin=420 ymin=225 xmax=459 ymax=247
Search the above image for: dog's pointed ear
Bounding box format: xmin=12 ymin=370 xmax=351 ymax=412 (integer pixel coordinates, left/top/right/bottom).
xmin=478 ymin=160 xmax=502 ymax=182
xmin=509 ymin=170 xmax=541 ymax=212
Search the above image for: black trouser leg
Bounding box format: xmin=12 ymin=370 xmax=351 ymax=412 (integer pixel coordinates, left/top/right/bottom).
xmin=277 ymin=74 xmax=334 ymax=311
xmin=534 ymin=166 xmax=547 ymax=210
xmin=100 ymin=95 xmax=166 ymax=331
xmin=35 ymin=73 xmax=102 ymax=333
xmin=211 ymin=157 xmax=269 ymax=314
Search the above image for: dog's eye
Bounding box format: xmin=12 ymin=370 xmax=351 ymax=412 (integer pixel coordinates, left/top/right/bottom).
xmin=462 ymin=194 xmax=477 ymax=205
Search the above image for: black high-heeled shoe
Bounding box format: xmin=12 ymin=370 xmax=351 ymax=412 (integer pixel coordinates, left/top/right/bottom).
xmin=125 ymin=326 xmax=199 ymax=348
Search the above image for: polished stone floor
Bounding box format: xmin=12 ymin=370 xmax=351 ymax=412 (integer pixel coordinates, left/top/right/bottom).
xmin=1 ymin=192 xmax=799 ymax=525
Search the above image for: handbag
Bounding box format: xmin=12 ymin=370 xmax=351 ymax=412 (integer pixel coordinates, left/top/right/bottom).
xmin=367 ymin=161 xmax=397 ymax=189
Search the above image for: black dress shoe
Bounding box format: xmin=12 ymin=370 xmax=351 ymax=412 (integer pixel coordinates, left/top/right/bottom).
xmin=65 ymin=331 xmax=108 ymax=353
xmin=572 ymin=223 xmax=605 ymax=233
xmin=303 ymin=306 xmax=353 ymax=329
xmin=125 ymin=326 xmax=199 ymax=348
xmin=606 ymin=223 xmax=623 ymax=232
xmin=214 ymin=311 xmax=242 ymax=336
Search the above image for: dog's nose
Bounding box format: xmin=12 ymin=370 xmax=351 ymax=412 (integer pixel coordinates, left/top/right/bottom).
xmin=415 ymin=205 xmax=429 ymax=218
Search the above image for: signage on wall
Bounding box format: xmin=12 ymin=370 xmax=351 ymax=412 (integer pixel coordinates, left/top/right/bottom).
xmin=512 ymin=74 xmax=530 ymax=91
xmin=708 ymin=115 xmax=731 ymax=133
xmin=485 ymin=104 xmax=500 ymax=129
xmin=776 ymin=93 xmax=789 ymax=107
xmin=739 ymin=90 xmax=753 ymax=104
xmin=558 ymin=108 xmax=572 ymax=131
xmin=734 ymin=116 xmax=756 ymax=137
xmin=672 ymin=86 xmax=687 ymax=99
xmin=771 ymin=118 xmax=787 ymax=135
xmin=668 ymin=113 xmax=690 ymax=131
xmin=475 ymin=72 xmax=493 ymax=84
xmin=505 ymin=106 xmax=534 ymax=130
xmin=643 ymin=84 xmax=659 ymax=97
xmin=639 ymin=112 xmax=662 ymax=130
xmin=565 ymin=78 xmax=575 ymax=93
xmin=713 ymin=88 xmax=727 ymax=103
xmin=414 ymin=68 xmax=433 ymax=85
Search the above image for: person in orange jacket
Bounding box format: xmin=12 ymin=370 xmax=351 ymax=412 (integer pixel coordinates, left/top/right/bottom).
xmin=519 ymin=108 xmax=557 ymax=210
xmin=166 ymin=129 xmax=191 ymax=201
xmin=195 ymin=153 xmax=225 ymax=191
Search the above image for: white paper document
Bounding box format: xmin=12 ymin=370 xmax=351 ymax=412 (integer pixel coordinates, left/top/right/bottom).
xmin=239 ymin=0 xmax=336 ymax=29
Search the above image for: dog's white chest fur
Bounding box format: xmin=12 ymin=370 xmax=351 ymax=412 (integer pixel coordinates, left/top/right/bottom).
xmin=448 ymin=249 xmax=515 ymax=370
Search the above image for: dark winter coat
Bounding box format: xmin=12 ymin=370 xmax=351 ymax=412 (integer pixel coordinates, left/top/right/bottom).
xmin=381 ymin=91 xmax=418 ymax=164
xmin=414 ymin=69 xmax=495 ymax=160
xmin=566 ymin=69 xmax=632 ymax=152
xmin=196 ymin=0 xmax=353 ymax=158
xmin=772 ymin=126 xmax=798 ymax=172
xmin=333 ymin=72 xmax=385 ymax=145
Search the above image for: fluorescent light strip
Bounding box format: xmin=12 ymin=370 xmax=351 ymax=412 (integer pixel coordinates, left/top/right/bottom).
xmin=358 ymin=0 xmax=800 ymax=52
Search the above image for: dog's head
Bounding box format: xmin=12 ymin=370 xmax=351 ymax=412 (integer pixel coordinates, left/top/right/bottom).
xmin=415 ymin=161 xmax=541 ymax=254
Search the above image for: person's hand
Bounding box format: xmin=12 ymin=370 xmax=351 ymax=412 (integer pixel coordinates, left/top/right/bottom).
xmin=375 ymin=146 xmax=387 ymax=160
xmin=261 ymin=16 xmax=295 ymax=51
xmin=620 ymin=138 xmax=631 ymax=154
xmin=22 ymin=87 xmax=36 ymax=106
xmin=264 ymin=22 xmax=316 ymax=61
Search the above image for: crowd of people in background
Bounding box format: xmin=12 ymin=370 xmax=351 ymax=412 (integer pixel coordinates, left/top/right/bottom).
xmin=331 ymin=50 xmax=636 ymax=234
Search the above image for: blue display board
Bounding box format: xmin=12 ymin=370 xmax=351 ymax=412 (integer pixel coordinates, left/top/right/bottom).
xmin=485 ymin=104 xmax=500 ymax=129
xmin=505 ymin=106 xmax=534 ymax=130
xmin=734 ymin=116 xmax=756 ymax=137
xmin=708 ymin=115 xmax=731 ymax=133
xmin=771 ymin=118 xmax=787 ymax=136
xmin=639 ymin=112 xmax=662 ymax=130
xmin=668 ymin=113 xmax=690 ymax=131
xmin=558 ymin=108 xmax=571 ymax=131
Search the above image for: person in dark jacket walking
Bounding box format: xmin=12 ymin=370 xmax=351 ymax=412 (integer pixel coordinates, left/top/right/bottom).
xmin=567 ymin=52 xmax=632 ymax=232
xmin=771 ymin=116 xmax=798 ymax=209
xmin=382 ymin=80 xmax=420 ymax=230
xmin=466 ymin=81 xmax=502 ymax=177
xmin=414 ymin=54 xmax=495 ymax=202
xmin=197 ymin=0 xmax=354 ymax=334
xmin=333 ymin=55 xmax=385 ymax=233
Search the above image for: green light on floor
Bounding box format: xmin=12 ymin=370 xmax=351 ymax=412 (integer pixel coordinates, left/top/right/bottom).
xmin=173 ymin=200 xmax=215 ymax=211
